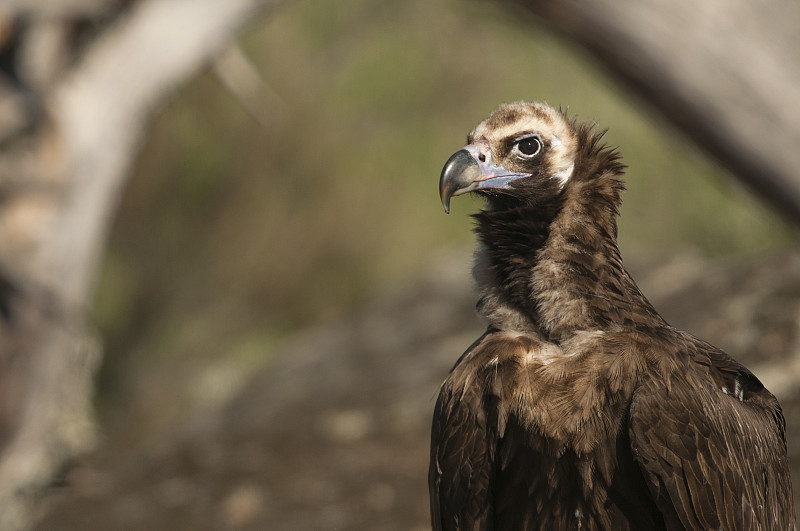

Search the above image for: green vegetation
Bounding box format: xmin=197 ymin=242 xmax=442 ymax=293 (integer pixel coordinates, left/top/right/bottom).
xmin=91 ymin=0 xmax=796 ymax=435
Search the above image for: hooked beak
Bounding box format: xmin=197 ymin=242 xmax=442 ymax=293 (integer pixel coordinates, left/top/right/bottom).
xmin=439 ymin=143 xmax=531 ymax=213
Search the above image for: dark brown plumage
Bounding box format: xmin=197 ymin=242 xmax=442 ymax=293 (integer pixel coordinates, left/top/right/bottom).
xmin=430 ymin=102 xmax=794 ymax=530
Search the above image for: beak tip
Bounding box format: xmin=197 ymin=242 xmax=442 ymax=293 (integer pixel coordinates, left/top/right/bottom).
xmin=441 ymin=196 xmax=451 ymax=214
xmin=439 ymin=149 xmax=479 ymax=215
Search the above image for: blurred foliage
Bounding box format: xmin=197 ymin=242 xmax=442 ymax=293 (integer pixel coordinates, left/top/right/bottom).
xmin=91 ymin=0 xmax=796 ymax=437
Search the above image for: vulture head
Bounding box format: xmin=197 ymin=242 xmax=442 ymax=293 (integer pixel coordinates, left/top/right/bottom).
xmin=439 ymin=101 xmax=628 ymax=334
xmin=439 ymin=101 xmax=579 ymax=214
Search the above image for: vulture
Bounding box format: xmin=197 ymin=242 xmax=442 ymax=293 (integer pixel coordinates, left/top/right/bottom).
xmin=430 ymin=101 xmax=795 ymax=530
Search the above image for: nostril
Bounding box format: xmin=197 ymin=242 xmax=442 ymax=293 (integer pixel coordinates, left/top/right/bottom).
xmin=478 ymin=153 xmax=486 ymax=162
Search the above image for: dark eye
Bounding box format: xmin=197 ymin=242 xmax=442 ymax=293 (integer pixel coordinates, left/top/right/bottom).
xmin=515 ymin=136 xmax=542 ymax=157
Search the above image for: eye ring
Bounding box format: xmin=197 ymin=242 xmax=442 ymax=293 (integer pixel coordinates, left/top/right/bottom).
xmin=514 ymin=136 xmax=542 ymax=158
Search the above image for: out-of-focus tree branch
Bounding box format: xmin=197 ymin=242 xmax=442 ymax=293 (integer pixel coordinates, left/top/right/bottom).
xmin=0 ymin=0 xmax=282 ymax=528
xmin=507 ymin=0 xmax=800 ymax=224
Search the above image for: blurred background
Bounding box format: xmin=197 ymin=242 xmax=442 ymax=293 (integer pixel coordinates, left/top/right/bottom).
xmin=0 ymin=0 xmax=797 ymax=529
xmin=93 ymin=0 xmax=796 ymax=446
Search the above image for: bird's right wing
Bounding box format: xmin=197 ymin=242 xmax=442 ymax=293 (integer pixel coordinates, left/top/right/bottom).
xmin=429 ymin=334 xmax=501 ymax=531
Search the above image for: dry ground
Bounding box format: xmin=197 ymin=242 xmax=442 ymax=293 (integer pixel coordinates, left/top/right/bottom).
xmin=36 ymin=250 xmax=800 ymax=529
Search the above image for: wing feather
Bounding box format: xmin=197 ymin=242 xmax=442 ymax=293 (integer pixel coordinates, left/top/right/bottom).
xmin=429 ymin=333 xmax=502 ymax=531
xmin=629 ymin=343 xmax=794 ymax=530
